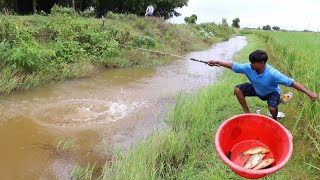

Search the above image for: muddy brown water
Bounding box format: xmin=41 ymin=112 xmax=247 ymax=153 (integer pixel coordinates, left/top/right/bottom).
xmin=0 ymin=36 xmax=247 ymax=179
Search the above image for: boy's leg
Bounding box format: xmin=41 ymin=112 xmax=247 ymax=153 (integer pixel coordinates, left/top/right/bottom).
xmin=269 ymin=107 xmax=278 ymax=120
xmin=234 ymin=83 xmax=257 ymax=113
xmin=265 ymin=92 xmax=281 ymax=120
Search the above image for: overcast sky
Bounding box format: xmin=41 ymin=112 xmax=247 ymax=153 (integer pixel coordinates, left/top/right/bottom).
xmin=169 ymin=0 xmax=320 ymax=31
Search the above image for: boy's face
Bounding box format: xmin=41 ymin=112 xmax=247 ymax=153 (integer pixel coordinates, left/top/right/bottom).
xmin=250 ymin=61 xmax=265 ymax=71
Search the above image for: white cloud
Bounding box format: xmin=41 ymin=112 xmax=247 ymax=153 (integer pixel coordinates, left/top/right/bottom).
xmin=169 ymin=0 xmax=320 ymax=31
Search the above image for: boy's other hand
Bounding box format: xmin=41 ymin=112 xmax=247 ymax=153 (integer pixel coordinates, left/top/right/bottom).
xmin=309 ymin=92 xmax=318 ymax=101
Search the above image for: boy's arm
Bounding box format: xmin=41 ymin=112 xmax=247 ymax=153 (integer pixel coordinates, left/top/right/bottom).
xmin=207 ymin=60 xmax=233 ymax=69
xmin=291 ymin=82 xmax=318 ymax=101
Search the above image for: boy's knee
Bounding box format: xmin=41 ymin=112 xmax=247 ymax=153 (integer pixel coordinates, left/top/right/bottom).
xmin=268 ymin=106 xmax=277 ymax=112
xmin=234 ymin=87 xmax=242 ymax=95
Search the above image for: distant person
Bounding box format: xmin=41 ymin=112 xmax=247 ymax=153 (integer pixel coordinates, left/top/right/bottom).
xmin=88 ymin=6 xmax=94 ymax=11
xmin=207 ymin=49 xmax=318 ymax=120
xmin=145 ymin=4 xmax=154 ymax=16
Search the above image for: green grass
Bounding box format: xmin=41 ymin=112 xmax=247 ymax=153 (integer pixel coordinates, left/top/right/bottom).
xmin=72 ymin=163 xmax=95 ymax=180
xmin=256 ymin=30 xmax=320 ymax=169
xmin=56 ymin=137 xmax=78 ymax=151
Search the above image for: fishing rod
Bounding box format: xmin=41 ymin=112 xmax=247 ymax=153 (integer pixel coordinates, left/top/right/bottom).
xmin=118 ymin=44 xmax=220 ymax=66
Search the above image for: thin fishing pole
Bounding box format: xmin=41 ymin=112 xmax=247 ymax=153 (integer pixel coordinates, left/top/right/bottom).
xmin=118 ymin=44 xmax=220 ymax=66
xmin=119 ymin=44 xmax=185 ymax=58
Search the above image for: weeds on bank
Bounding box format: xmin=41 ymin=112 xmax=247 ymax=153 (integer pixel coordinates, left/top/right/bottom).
xmin=0 ymin=9 xmax=234 ymax=94
xmin=71 ymin=163 xmax=95 ymax=180
xmin=56 ymin=137 xmax=78 ymax=151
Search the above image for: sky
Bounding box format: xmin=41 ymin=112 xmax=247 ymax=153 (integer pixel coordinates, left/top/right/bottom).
xmin=169 ymin=0 xmax=320 ymax=31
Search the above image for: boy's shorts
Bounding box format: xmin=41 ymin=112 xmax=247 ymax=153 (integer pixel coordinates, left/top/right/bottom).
xmin=235 ymin=83 xmax=280 ymax=109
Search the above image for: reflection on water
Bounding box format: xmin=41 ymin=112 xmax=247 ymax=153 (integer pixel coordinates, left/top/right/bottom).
xmin=0 ymin=36 xmax=247 ymax=179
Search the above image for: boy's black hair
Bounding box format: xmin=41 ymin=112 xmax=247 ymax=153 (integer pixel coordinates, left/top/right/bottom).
xmin=249 ymin=50 xmax=268 ymax=63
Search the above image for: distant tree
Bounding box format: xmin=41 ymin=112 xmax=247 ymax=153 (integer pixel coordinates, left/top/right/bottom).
xmin=232 ymin=18 xmax=240 ymax=28
xmin=32 ymin=0 xmax=36 ymax=14
xmin=0 ymin=0 xmax=17 ymax=12
xmin=272 ymin=26 xmax=280 ymax=30
xmin=191 ymin=14 xmax=197 ymax=21
xmin=0 ymin=0 xmax=188 ymax=19
xmin=96 ymin=0 xmax=188 ymax=19
xmin=221 ymin=18 xmax=228 ymax=27
xmin=155 ymin=0 xmax=188 ymax=20
xmin=72 ymin=0 xmax=75 ymax=12
xmin=262 ymin=25 xmax=271 ymax=30
xmin=184 ymin=14 xmax=197 ymax=24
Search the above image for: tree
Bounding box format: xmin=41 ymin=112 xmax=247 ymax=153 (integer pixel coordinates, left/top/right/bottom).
xmin=94 ymin=0 xmax=188 ymax=19
xmin=184 ymin=14 xmax=197 ymax=24
xmin=0 ymin=0 xmax=18 ymax=12
xmin=221 ymin=18 xmax=228 ymax=27
xmin=232 ymin=18 xmax=240 ymax=28
xmin=0 ymin=0 xmax=189 ymax=19
xmin=32 ymin=0 xmax=36 ymax=14
xmin=72 ymin=0 xmax=75 ymax=12
xmin=272 ymin=26 xmax=280 ymax=30
xmin=154 ymin=0 xmax=188 ymax=20
xmin=262 ymin=25 xmax=271 ymax=30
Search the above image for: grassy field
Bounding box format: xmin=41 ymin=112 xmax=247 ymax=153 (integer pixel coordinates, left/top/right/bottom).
xmin=93 ymin=33 xmax=320 ymax=179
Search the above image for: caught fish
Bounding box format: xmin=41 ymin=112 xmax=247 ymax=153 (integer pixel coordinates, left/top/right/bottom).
xmin=252 ymin=158 xmax=275 ymax=170
xmin=280 ymin=92 xmax=293 ymax=103
xmin=242 ymin=147 xmax=270 ymax=156
xmin=244 ymin=153 xmax=265 ymax=169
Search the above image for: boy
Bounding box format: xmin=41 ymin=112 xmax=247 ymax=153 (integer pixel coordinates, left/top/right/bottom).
xmin=207 ymin=50 xmax=318 ymax=120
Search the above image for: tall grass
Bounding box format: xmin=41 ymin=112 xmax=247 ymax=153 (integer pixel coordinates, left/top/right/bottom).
xmin=72 ymin=163 xmax=95 ymax=180
xmin=256 ymin=31 xmax=320 ymax=164
xmin=97 ymin=34 xmax=320 ymax=179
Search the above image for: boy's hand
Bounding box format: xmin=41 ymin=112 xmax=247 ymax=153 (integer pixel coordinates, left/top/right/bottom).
xmin=207 ymin=60 xmax=233 ymax=69
xmin=309 ymin=92 xmax=318 ymax=101
xmin=207 ymin=60 xmax=219 ymax=66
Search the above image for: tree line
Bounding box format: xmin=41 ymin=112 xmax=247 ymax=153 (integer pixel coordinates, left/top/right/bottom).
xmin=0 ymin=0 xmax=188 ymax=19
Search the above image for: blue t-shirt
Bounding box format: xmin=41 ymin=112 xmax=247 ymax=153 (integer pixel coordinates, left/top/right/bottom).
xmin=231 ymin=62 xmax=294 ymax=96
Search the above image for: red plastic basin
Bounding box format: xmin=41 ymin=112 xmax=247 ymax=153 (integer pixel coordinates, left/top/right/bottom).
xmin=214 ymin=114 xmax=293 ymax=179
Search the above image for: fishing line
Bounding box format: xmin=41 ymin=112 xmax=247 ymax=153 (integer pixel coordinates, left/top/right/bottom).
xmin=118 ymin=44 xmax=220 ymax=66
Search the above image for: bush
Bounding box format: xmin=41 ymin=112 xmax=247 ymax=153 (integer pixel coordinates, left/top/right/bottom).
xmin=106 ymin=11 xmax=120 ymax=19
xmin=132 ymin=35 xmax=156 ymax=47
xmin=51 ymin=4 xmax=74 ymax=16
xmin=80 ymin=9 xmax=95 ymax=18
xmin=3 ymin=41 xmax=56 ymax=71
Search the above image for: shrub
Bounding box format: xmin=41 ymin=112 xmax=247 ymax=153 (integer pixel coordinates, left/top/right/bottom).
xmin=132 ymin=35 xmax=156 ymax=47
xmin=80 ymin=9 xmax=95 ymax=18
xmin=51 ymin=4 xmax=74 ymax=16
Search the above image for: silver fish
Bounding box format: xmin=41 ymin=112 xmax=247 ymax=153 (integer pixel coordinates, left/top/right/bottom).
xmin=253 ymin=158 xmax=275 ymax=170
xmin=244 ymin=153 xmax=265 ymax=169
xmin=242 ymin=147 xmax=270 ymax=156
